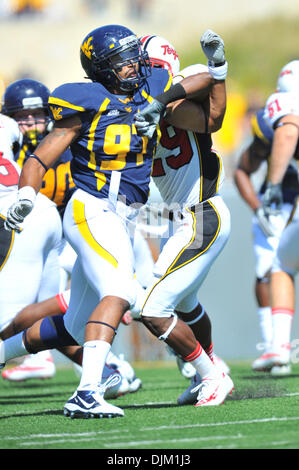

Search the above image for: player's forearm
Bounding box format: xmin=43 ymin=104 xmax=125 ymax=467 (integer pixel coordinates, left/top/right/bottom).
xmin=19 ymin=158 xmax=47 ymax=193
xmin=19 ymin=118 xmax=80 ymax=193
xmin=268 ymin=124 xmax=299 ymax=184
xmin=156 ymin=72 xmax=213 ymax=109
xmin=179 ymin=72 xmax=213 ymax=102
xmin=234 ymin=168 xmax=261 ymax=211
xmin=208 ymin=80 xmax=226 ymax=132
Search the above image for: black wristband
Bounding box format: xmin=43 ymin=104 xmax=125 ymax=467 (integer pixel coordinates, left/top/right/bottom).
xmin=155 ymin=83 xmax=187 ymax=106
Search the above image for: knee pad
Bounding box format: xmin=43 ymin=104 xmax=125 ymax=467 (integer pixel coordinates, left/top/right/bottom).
xmin=40 ymin=315 xmax=78 ymax=349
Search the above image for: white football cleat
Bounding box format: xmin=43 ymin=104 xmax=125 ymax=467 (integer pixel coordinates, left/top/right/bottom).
xmin=176 ymin=356 xmax=196 ymax=379
xmin=106 ymin=352 xmax=142 ymax=393
xmin=128 ymin=376 xmax=142 ymax=393
xmin=270 ymin=345 xmax=291 ymax=376
xmin=270 ymin=364 xmax=292 ymax=376
xmin=102 ymin=364 xmax=130 ymax=399
xmin=64 ymin=376 xmax=124 ymax=419
xmin=194 ymin=374 xmax=234 ymax=407
xmin=72 ymin=363 xmax=130 ymax=399
xmin=252 ymin=345 xmax=291 ymax=373
xmin=1 ymin=351 xmax=56 ymax=382
xmin=177 ymin=372 xmax=202 ymax=405
xmin=252 ymin=352 xmax=279 ymax=372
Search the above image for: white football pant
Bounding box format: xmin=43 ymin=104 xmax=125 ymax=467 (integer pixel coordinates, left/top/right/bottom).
xmin=141 ymin=195 xmax=231 ymax=318
xmin=272 ymin=204 xmax=299 ymax=276
xmin=62 ymin=189 xmax=138 ymax=343
xmin=252 ymin=202 xmax=293 ymax=279
xmin=0 ymin=192 xmax=62 ymax=332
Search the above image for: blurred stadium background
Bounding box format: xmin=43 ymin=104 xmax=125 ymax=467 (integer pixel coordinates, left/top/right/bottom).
xmin=2 ymin=0 xmax=299 ymax=363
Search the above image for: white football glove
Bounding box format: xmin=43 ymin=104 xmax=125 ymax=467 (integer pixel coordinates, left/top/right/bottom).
xmin=262 ymin=183 xmax=283 ymax=216
xmin=200 ymin=29 xmax=226 ymax=65
xmin=255 ymin=207 xmax=277 ymax=237
xmin=4 ymin=199 xmax=33 ymax=232
xmin=4 ymin=186 xmax=36 ymax=232
xmin=134 ymin=99 xmax=166 ymax=139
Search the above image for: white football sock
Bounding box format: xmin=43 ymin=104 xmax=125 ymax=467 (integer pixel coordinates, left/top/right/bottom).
xmin=271 ymin=307 xmax=294 ymax=350
xmin=78 ymin=340 xmax=111 ymax=391
xmin=2 ymin=332 xmax=28 ymax=362
xmin=257 ymin=306 xmax=273 ymax=347
xmin=184 ymin=342 xmax=221 ymax=380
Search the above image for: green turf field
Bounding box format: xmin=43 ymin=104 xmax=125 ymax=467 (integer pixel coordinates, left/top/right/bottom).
xmin=1 ymin=361 xmax=299 ymax=450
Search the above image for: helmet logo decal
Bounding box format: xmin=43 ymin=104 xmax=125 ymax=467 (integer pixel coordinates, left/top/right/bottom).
xmin=161 ymin=44 xmax=179 ymax=60
xmin=50 ymin=106 xmax=63 ymax=120
xmin=81 ymin=36 xmax=93 ymax=59
xmin=279 ymin=69 xmax=292 ymax=77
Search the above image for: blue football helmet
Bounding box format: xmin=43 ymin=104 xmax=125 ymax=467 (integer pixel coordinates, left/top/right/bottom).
xmin=80 ymin=24 xmax=151 ymax=92
xmin=2 ymin=78 xmax=52 ymax=147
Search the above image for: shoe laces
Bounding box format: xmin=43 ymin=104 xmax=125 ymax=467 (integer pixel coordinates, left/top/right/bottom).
xmin=98 ymin=373 xmax=121 ymax=394
xmin=196 ymin=378 xmax=219 ymax=398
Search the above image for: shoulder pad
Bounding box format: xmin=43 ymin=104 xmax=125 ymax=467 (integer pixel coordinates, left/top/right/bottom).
xmin=264 ymin=91 xmax=296 ymax=129
xmin=0 ymin=113 xmax=22 ymax=146
xmin=48 ymin=82 xmax=106 ymax=121
xmin=150 ymin=68 xmax=172 ymax=92
xmin=0 ymin=113 xmax=22 ymax=161
xmin=0 ymin=113 xmax=22 ymax=142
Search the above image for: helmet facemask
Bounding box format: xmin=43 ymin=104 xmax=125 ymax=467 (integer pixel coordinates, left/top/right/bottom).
xmin=14 ymin=108 xmax=52 ymax=147
xmin=92 ymin=38 xmax=151 ymax=92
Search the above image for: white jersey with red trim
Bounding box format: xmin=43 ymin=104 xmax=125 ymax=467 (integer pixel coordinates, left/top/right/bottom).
xmin=263 ymin=90 xmax=299 ymax=182
xmin=264 ymin=91 xmax=299 ymax=128
xmin=152 ymin=64 xmax=225 ymax=207
xmin=0 ymin=114 xmax=22 ymax=198
xmin=0 ymin=113 xmax=57 ymax=215
xmin=0 ymin=113 xmax=63 ymax=331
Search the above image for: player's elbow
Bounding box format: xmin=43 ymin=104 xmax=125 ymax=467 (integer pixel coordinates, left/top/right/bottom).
xmin=208 ymin=114 xmax=224 ymax=133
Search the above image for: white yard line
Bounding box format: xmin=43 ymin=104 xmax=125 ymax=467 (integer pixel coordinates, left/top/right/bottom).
xmin=104 ymin=434 xmax=244 ymax=448
xmin=141 ymin=415 xmax=299 ymax=432
xmin=19 ymin=434 xmax=244 ymax=447
xmin=3 ymin=429 xmax=127 ymax=441
xmin=2 ymin=392 xmax=299 ymax=447
xmin=3 ymin=415 xmax=299 ymax=448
